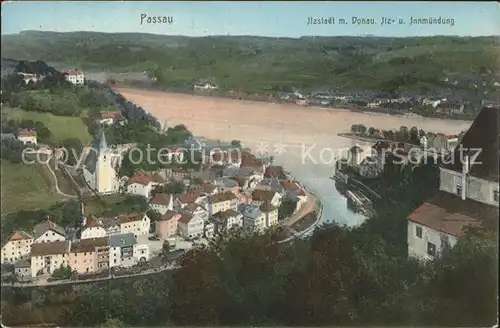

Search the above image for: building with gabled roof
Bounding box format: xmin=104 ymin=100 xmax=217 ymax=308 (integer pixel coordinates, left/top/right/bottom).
xmin=1 ymin=231 xmax=34 ymax=264
xmin=30 ymin=240 xmax=70 ymax=277
xmin=116 ymin=212 xmax=150 ymax=238
xmin=33 ymin=219 xmax=66 ymax=243
xmin=407 ymin=107 xmax=499 ymax=260
xmin=149 ymin=193 xmax=174 ymax=214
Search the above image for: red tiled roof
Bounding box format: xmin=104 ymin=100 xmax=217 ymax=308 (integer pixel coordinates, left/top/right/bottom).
xmin=83 ymin=216 xmax=103 ymax=229
xmin=178 ymin=212 xmax=193 ymax=224
xmin=407 ymin=191 xmax=499 ymax=237
xmin=100 ymin=112 xmax=122 ymax=120
xmin=177 ymin=188 xmax=203 ymax=204
xmin=64 ymin=70 xmax=83 ymax=76
xmin=8 ymin=230 xmax=33 ymax=241
xmin=280 ymin=180 xmax=306 ymax=196
xmin=158 ymin=210 xmax=181 ymax=221
xmin=127 ymin=172 xmax=165 ymax=186
xmin=18 ymin=129 xmax=37 ymax=137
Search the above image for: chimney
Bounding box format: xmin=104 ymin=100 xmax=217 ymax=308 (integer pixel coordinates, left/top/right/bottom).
xmin=461 ymin=155 xmax=469 ymax=200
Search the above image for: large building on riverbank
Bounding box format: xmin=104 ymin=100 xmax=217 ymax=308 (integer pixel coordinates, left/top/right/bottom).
xmin=407 ymin=107 xmax=499 ymax=260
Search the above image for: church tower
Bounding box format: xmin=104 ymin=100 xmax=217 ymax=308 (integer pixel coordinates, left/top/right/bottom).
xmin=83 ymin=128 xmax=120 ymax=194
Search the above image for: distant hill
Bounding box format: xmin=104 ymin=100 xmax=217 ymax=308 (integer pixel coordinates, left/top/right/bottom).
xmin=2 ymin=31 xmax=499 ymax=93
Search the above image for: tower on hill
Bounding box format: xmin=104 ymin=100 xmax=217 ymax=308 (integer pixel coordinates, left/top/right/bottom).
xmin=82 ymin=128 xmax=120 ymax=194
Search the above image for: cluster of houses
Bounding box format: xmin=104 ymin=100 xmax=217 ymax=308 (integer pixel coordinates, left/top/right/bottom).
xmin=13 ymin=68 xmax=85 ymax=86
xmin=291 ymin=87 xmax=499 ymax=116
xmin=1 ymin=131 xmax=310 ymax=281
xmin=335 ymin=131 xmax=462 ymax=179
xmin=1 ymin=214 xmax=151 ymax=280
xmin=0 ymin=129 xmax=38 ymax=145
xmin=123 ymin=147 xmax=308 ymax=240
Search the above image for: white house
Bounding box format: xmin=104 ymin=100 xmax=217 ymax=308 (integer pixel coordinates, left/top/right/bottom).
xmin=16 ymin=129 xmax=37 ymax=145
xmin=125 ymin=172 xmax=166 ymax=199
xmin=1 ymin=231 xmax=33 ymax=264
xmin=149 ymin=193 xmax=174 ymax=215
xmin=193 ymin=81 xmax=218 ymax=90
xmin=259 ymin=202 xmax=279 ymax=228
xmin=207 ymin=191 xmax=239 ymax=216
xmin=108 ymin=233 xmax=136 ymax=268
xmin=116 ymin=213 xmax=151 ymax=238
xmin=99 ymin=112 xmax=123 ymax=126
xmin=174 ymin=188 xmax=205 ymax=209
xmin=211 ymin=209 xmax=244 ymax=234
xmin=64 ymin=69 xmax=85 ymax=85
xmin=80 ymin=216 xmax=107 ymax=240
xmin=242 ymin=205 xmax=267 ymax=232
xmin=178 ymin=212 xmax=205 ymax=240
xmin=280 ymin=180 xmax=307 ymax=212
xmin=30 ymin=241 xmax=70 ymax=277
xmin=133 ymin=243 xmax=149 ymax=263
xmin=407 ymin=107 xmax=499 ymax=260
xmin=423 ymin=97 xmax=441 ymax=108
xmin=431 ymin=134 xmax=458 ymax=154
xmin=33 ymin=220 xmax=66 ymax=243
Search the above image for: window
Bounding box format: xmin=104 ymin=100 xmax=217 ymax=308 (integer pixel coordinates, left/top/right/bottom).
xmin=494 ymin=190 xmax=499 ymax=203
xmin=415 ymin=226 xmax=423 ymax=239
xmin=456 ymin=185 xmax=462 ymax=196
xmin=427 ymin=242 xmax=436 ymax=257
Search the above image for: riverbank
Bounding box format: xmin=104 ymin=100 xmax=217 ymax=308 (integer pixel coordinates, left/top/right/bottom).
xmin=115 ymin=87 xmax=470 ymax=227
xmin=114 ymin=81 xmax=476 ymax=122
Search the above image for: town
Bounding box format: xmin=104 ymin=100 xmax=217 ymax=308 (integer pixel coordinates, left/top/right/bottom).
xmin=1 ymin=3 xmax=499 ymax=326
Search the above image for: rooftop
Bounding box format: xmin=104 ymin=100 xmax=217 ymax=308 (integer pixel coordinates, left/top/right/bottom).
xmin=251 ymin=189 xmax=277 ymax=202
xmin=212 ymin=209 xmax=241 ymax=221
xmin=31 ymin=241 xmax=69 ymax=257
xmin=207 ymin=191 xmax=238 ymax=203
xmin=158 ymin=210 xmax=181 ymax=221
xmin=441 ymin=107 xmax=499 ymax=182
xmin=150 ymin=193 xmax=172 ymax=206
xmin=33 ymin=219 xmax=65 ymax=240
xmin=70 ymin=237 xmax=108 ymax=253
xmin=407 ymin=191 xmax=499 ymax=237
xmin=116 ymin=212 xmax=146 ymax=224
xmin=109 ymin=233 xmax=136 ymax=248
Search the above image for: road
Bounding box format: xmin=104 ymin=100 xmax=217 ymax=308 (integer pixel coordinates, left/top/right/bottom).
xmin=3 ymin=263 xmax=180 ymax=288
xmin=281 ymin=189 xmax=319 ymax=227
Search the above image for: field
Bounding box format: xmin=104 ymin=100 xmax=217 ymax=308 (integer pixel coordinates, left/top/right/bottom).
xmin=5 ymin=108 xmax=92 ymax=144
xmin=0 ymin=161 xmax=63 ymax=216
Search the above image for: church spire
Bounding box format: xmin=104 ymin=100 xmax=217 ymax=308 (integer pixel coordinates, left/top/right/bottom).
xmin=93 ymin=125 xmax=108 ymax=150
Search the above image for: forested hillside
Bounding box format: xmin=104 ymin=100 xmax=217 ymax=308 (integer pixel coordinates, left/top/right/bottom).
xmin=2 ymin=31 xmax=499 ymax=93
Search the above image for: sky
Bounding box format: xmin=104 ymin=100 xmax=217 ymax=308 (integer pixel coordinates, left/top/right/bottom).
xmin=2 ymin=1 xmax=500 ymax=37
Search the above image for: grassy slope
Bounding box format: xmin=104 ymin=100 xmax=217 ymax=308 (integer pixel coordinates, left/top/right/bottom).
xmin=2 ymin=32 xmax=499 ymax=92
xmin=0 ymin=161 xmax=63 ymax=216
xmin=5 ymin=107 xmax=92 ymax=144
